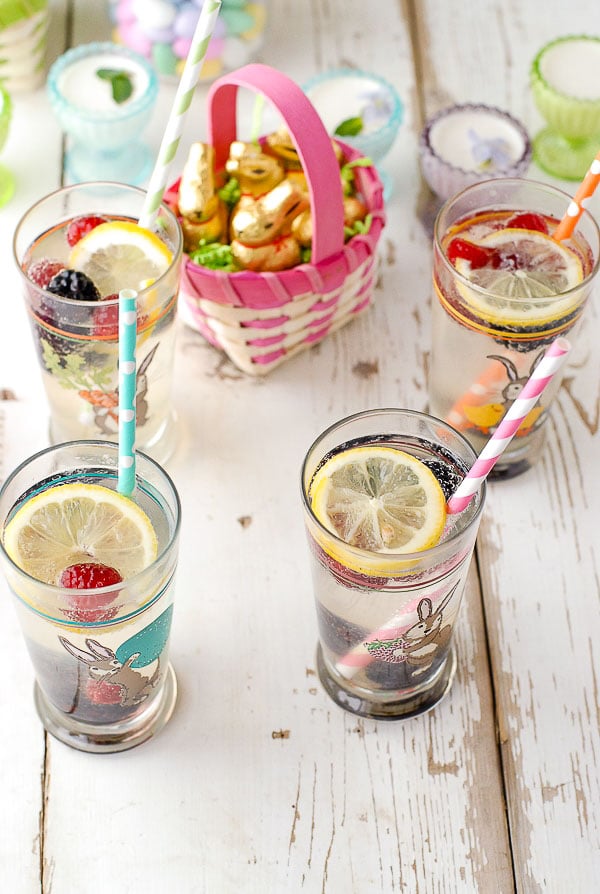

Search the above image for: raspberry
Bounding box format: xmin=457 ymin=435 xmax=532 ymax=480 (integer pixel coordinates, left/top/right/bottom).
xmin=447 ymin=238 xmax=497 ymax=269
xmin=92 ymin=294 xmax=119 ymax=338
xmin=59 ymin=562 xmax=122 ymax=623
xmin=506 ymin=212 xmax=549 ymax=234
xmin=86 ymin=679 xmax=122 ymax=705
xmin=66 ymin=215 xmax=107 ymax=247
xmin=47 ymin=269 xmax=101 ymax=302
xmin=26 ymin=258 xmax=65 ymax=288
xmin=92 ymin=295 xmax=149 ymax=339
xmin=59 ymin=562 xmax=123 ymax=589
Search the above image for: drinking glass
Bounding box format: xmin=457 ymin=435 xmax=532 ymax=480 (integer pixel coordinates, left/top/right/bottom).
xmin=13 ymin=181 xmax=183 ymax=464
xmin=0 ymin=441 xmax=181 ymax=753
xmin=301 ymin=408 xmax=485 ymax=720
xmin=429 ymin=178 xmax=600 ymax=478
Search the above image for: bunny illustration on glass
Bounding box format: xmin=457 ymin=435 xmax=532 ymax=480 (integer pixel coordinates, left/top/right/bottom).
xmin=59 ymin=637 xmax=162 ymax=708
xmin=459 ymin=350 xmax=546 ymax=436
xmin=364 ymin=584 xmax=457 ymax=675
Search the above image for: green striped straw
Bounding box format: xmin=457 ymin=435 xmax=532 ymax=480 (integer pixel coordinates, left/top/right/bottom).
xmin=139 ymin=0 xmax=222 ymax=229
xmin=118 ymin=289 xmax=138 ymax=497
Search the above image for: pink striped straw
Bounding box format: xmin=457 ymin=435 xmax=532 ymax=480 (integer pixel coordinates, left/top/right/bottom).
xmin=447 ymin=337 xmax=571 ymax=514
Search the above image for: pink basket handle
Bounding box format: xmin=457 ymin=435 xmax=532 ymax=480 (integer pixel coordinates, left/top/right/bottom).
xmin=207 ymin=63 xmax=345 ymax=264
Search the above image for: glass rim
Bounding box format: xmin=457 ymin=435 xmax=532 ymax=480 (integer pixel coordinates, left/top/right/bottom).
xmin=12 ymin=180 xmax=183 ymax=307
xmin=531 ymin=35 xmax=600 ymax=106
xmin=0 ymin=439 xmax=182 ymax=598
xmin=300 ymin=407 xmax=486 ymax=565
xmin=434 ymin=176 xmax=600 ymax=304
xmin=419 ymin=103 xmax=532 ymax=179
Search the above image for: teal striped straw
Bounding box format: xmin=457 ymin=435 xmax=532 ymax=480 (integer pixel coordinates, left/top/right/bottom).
xmin=118 ymin=289 xmax=138 ymax=496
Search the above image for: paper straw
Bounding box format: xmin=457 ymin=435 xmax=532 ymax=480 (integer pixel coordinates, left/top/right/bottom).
xmin=118 ymin=289 xmax=138 ymax=497
xmin=553 ymin=151 xmax=600 ymax=243
xmin=138 ymin=0 xmax=222 ymax=229
xmin=447 ymin=337 xmax=571 ymax=514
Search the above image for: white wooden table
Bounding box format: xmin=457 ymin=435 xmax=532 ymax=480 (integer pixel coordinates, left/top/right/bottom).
xmin=1 ymin=1 xmax=599 ymax=891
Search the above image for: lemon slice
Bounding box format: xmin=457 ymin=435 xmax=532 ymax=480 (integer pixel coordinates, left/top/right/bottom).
xmin=309 ymin=446 xmax=447 ymax=572
xmin=454 ymin=228 xmax=584 ymax=327
xmin=3 ymin=483 xmax=158 ymax=585
xmin=68 ymin=221 xmax=173 ymax=297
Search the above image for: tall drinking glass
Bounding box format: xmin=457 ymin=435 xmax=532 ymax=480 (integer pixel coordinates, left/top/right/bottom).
xmin=301 ymin=409 xmax=485 ymax=720
xmin=0 ymin=441 xmax=181 ymax=753
xmin=13 ymin=182 xmax=183 ymax=463
xmin=429 ymin=178 xmax=600 ymax=478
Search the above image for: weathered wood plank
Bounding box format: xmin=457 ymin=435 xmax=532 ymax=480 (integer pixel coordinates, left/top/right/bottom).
xmin=418 ymin=1 xmax=600 ymax=888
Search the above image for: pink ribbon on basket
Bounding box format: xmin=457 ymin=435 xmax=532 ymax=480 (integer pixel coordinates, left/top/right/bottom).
xmin=447 ymin=337 xmax=571 ymax=514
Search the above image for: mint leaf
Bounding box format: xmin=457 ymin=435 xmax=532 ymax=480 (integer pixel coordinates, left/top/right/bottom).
xmin=334 ymin=116 xmax=364 ymax=137
xmin=96 ymin=68 xmax=134 ymax=104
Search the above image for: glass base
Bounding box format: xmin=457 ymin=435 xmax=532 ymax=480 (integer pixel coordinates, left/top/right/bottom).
xmin=48 ymin=409 xmax=179 ymax=466
xmin=65 ymin=142 xmax=153 ymax=186
xmin=533 ymin=128 xmax=600 ymax=180
xmin=34 ymin=663 xmax=177 ymax=753
xmin=0 ymin=164 xmax=15 ymax=207
xmin=316 ymin=643 xmax=457 ymax=720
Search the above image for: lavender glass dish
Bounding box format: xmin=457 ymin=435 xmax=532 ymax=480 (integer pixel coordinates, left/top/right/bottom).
xmin=419 ymin=103 xmax=532 ymax=202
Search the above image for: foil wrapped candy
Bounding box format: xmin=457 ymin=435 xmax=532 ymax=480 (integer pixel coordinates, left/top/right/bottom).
xmin=177 ymin=131 xmax=369 ymax=272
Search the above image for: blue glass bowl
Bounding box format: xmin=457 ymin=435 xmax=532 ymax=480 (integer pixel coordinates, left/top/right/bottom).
xmin=47 ymin=42 xmax=158 ymax=185
xmin=303 ymin=68 xmax=403 ymax=163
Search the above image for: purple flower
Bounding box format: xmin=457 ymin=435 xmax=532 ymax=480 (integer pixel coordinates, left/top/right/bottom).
xmin=467 ymin=128 xmax=512 ymax=170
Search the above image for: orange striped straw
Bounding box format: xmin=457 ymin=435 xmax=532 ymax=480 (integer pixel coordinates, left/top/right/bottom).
xmin=553 ymin=150 xmax=600 ymax=242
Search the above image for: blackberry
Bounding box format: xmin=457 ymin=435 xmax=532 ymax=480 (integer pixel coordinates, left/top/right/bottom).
xmin=47 ymin=269 xmax=101 ymax=302
xmin=422 ymin=460 xmax=463 ymax=501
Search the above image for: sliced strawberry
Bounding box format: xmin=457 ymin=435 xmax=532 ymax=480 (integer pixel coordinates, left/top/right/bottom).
xmin=447 ymin=238 xmax=497 ymax=269
xmin=66 ymin=215 xmax=108 ymax=247
xmin=59 ymin=562 xmax=122 ymax=623
xmin=505 ymin=212 xmax=549 ymax=234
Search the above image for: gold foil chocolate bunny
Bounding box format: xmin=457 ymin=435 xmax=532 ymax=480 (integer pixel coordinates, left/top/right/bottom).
xmin=226 ymin=141 xmax=285 ymax=196
xmin=178 ymin=143 xmax=227 ymax=252
xmin=292 ymin=195 xmax=368 ymax=248
xmin=230 ymin=178 xmax=310 ymax=271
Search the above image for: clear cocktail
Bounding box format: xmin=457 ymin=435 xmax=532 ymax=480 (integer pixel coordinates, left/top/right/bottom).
xmin=13 ymin=182 xmax=183 ymax=463
xmin=429 ymin=178 xmax=599 ymax=477
xmin=301 ymin=409 xmax=485 ymax=720
xmin=0 ymin=441 xmax=180 ymax=753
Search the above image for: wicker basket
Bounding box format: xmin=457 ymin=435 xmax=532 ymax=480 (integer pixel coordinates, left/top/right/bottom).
xmin=168 ymin=63 xmax=386 ymax=375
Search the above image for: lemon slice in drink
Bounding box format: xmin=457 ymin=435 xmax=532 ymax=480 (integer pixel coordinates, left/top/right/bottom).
xmin=68 ymin=221 xmax=173 ymax=297
xmin=309 ymin=446 xmax=447 ymax=572
xmin=454 ymin=228 xmax=584 ymax=327
xmin=3 ymin=483 xmax=158 ymax=585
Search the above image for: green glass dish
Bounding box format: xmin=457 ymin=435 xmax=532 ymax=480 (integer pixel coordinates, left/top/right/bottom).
xmin=0 ymin=82 xmax=14 ymax=207
xmin=531 ymin=35 xmax=600 ymax=180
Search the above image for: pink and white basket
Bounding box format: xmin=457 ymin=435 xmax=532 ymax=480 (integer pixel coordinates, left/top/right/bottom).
xmin=166 ymin=63 xmax=386 ymax=375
